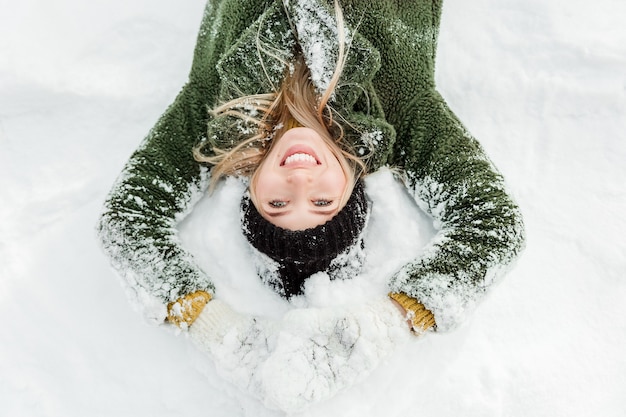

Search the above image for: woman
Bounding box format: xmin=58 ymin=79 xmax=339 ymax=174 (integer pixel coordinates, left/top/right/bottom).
xmin=97 ymin=0 xmax=525 ymax=411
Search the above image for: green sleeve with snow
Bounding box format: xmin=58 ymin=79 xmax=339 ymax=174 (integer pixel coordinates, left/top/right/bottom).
xmin=350 ymin=0 xmax=526 ymax=330
xmin=97 ymin=0 xmax=271 ymax=322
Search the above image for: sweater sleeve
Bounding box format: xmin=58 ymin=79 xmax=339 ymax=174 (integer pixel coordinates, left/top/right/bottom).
xmin=356 ymin=0 xmax=525 ymax=331
xmin=97 ymin=77 xmax=215 ymax=324
xmin=388 ymin=91 xmax=526 ymax=331
xmin=96 ymin=0 xmax=267 ymax=323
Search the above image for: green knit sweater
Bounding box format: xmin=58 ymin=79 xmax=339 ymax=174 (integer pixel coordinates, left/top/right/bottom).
xmin=98 ymin=0 xmax=525 ymax=331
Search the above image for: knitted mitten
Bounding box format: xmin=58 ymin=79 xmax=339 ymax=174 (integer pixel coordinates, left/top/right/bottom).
xmin=188 ymin=300 xmax=278 ymax=395
xmin=259 ymin=298 xmax=411 ymax=413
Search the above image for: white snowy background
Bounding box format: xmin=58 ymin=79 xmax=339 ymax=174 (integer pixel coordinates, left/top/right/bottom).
xmin=1 ymin=0 xmax=625 ymax=415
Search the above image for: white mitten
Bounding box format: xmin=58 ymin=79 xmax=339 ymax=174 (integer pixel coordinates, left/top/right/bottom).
xmin=189 ymin=300 xmax=278 ymax=397
xmin=259 ymin=298 xmax=411 ymax=413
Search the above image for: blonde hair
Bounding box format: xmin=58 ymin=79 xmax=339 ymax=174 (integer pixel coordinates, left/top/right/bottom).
xmin=194 ymin=1 xmax=365 ymax=207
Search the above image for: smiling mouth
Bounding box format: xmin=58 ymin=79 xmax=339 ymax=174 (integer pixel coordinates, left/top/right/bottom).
xmin=281 ymin=146 xmax=321 ymax=166
xmin=283 ymin=152 xmax=319 ymax=166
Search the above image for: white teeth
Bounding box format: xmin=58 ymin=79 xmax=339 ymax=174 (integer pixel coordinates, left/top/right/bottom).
xmin=284 ymin=153 xmax=317 ymax=165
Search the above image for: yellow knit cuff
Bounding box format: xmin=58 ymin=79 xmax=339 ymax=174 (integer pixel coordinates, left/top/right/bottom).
xmin=167 ymin=290 xmax=212 ymax=328
xmin=389 ymin=292 xmax=436 ymax=334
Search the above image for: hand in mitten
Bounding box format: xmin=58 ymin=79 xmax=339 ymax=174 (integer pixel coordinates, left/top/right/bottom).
xmin=188 ymin=299 xmax=278 ymax=397
xmin=259 ymin=298 xmax=411 ymax=413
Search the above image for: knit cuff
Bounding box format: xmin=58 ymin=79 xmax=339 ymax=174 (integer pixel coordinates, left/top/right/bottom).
xmin=167 ymin=290 xmax=212 ymax=329
xmin=388 ymin=292 xmax=436 ymax=334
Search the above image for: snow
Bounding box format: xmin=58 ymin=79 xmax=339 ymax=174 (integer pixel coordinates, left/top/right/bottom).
xmin=1 ymin=0 xmax=625 ymax=416
xmin=289 ymin=0 xmax=350 ymax=93
xmin=178 ymin=170 xmax=433 ymax=316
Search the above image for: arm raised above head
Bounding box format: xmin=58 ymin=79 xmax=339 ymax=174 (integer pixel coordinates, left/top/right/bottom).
xmin=346 ymin=0 xmax=526 ymax=330
xmin=388 ymin=90 xmax=526 ymax=331
xmin=96 ymin=0 xmax=273 ymax=322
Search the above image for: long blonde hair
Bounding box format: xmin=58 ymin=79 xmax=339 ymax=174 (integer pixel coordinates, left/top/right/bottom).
xmin=194 ymin=1 xmax=365 ymax=204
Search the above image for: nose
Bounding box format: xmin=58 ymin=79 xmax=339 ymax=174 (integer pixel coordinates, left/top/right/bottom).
xmin=287 ymin=170 xmax=313 ymax=185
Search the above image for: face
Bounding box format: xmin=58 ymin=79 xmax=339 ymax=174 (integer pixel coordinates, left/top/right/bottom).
xmin=251 ymin=127 xmax=349 ymax=231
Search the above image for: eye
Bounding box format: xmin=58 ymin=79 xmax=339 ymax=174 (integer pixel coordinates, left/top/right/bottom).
xmin=313 ymin=199 xmax=332 ymax=207
xmin=269 ymin=200 xmax=287 ymax=208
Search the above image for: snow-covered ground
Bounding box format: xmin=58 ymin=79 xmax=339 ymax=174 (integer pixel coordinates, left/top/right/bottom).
xmin=1 ymin=0 xmax=625 ymax=415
